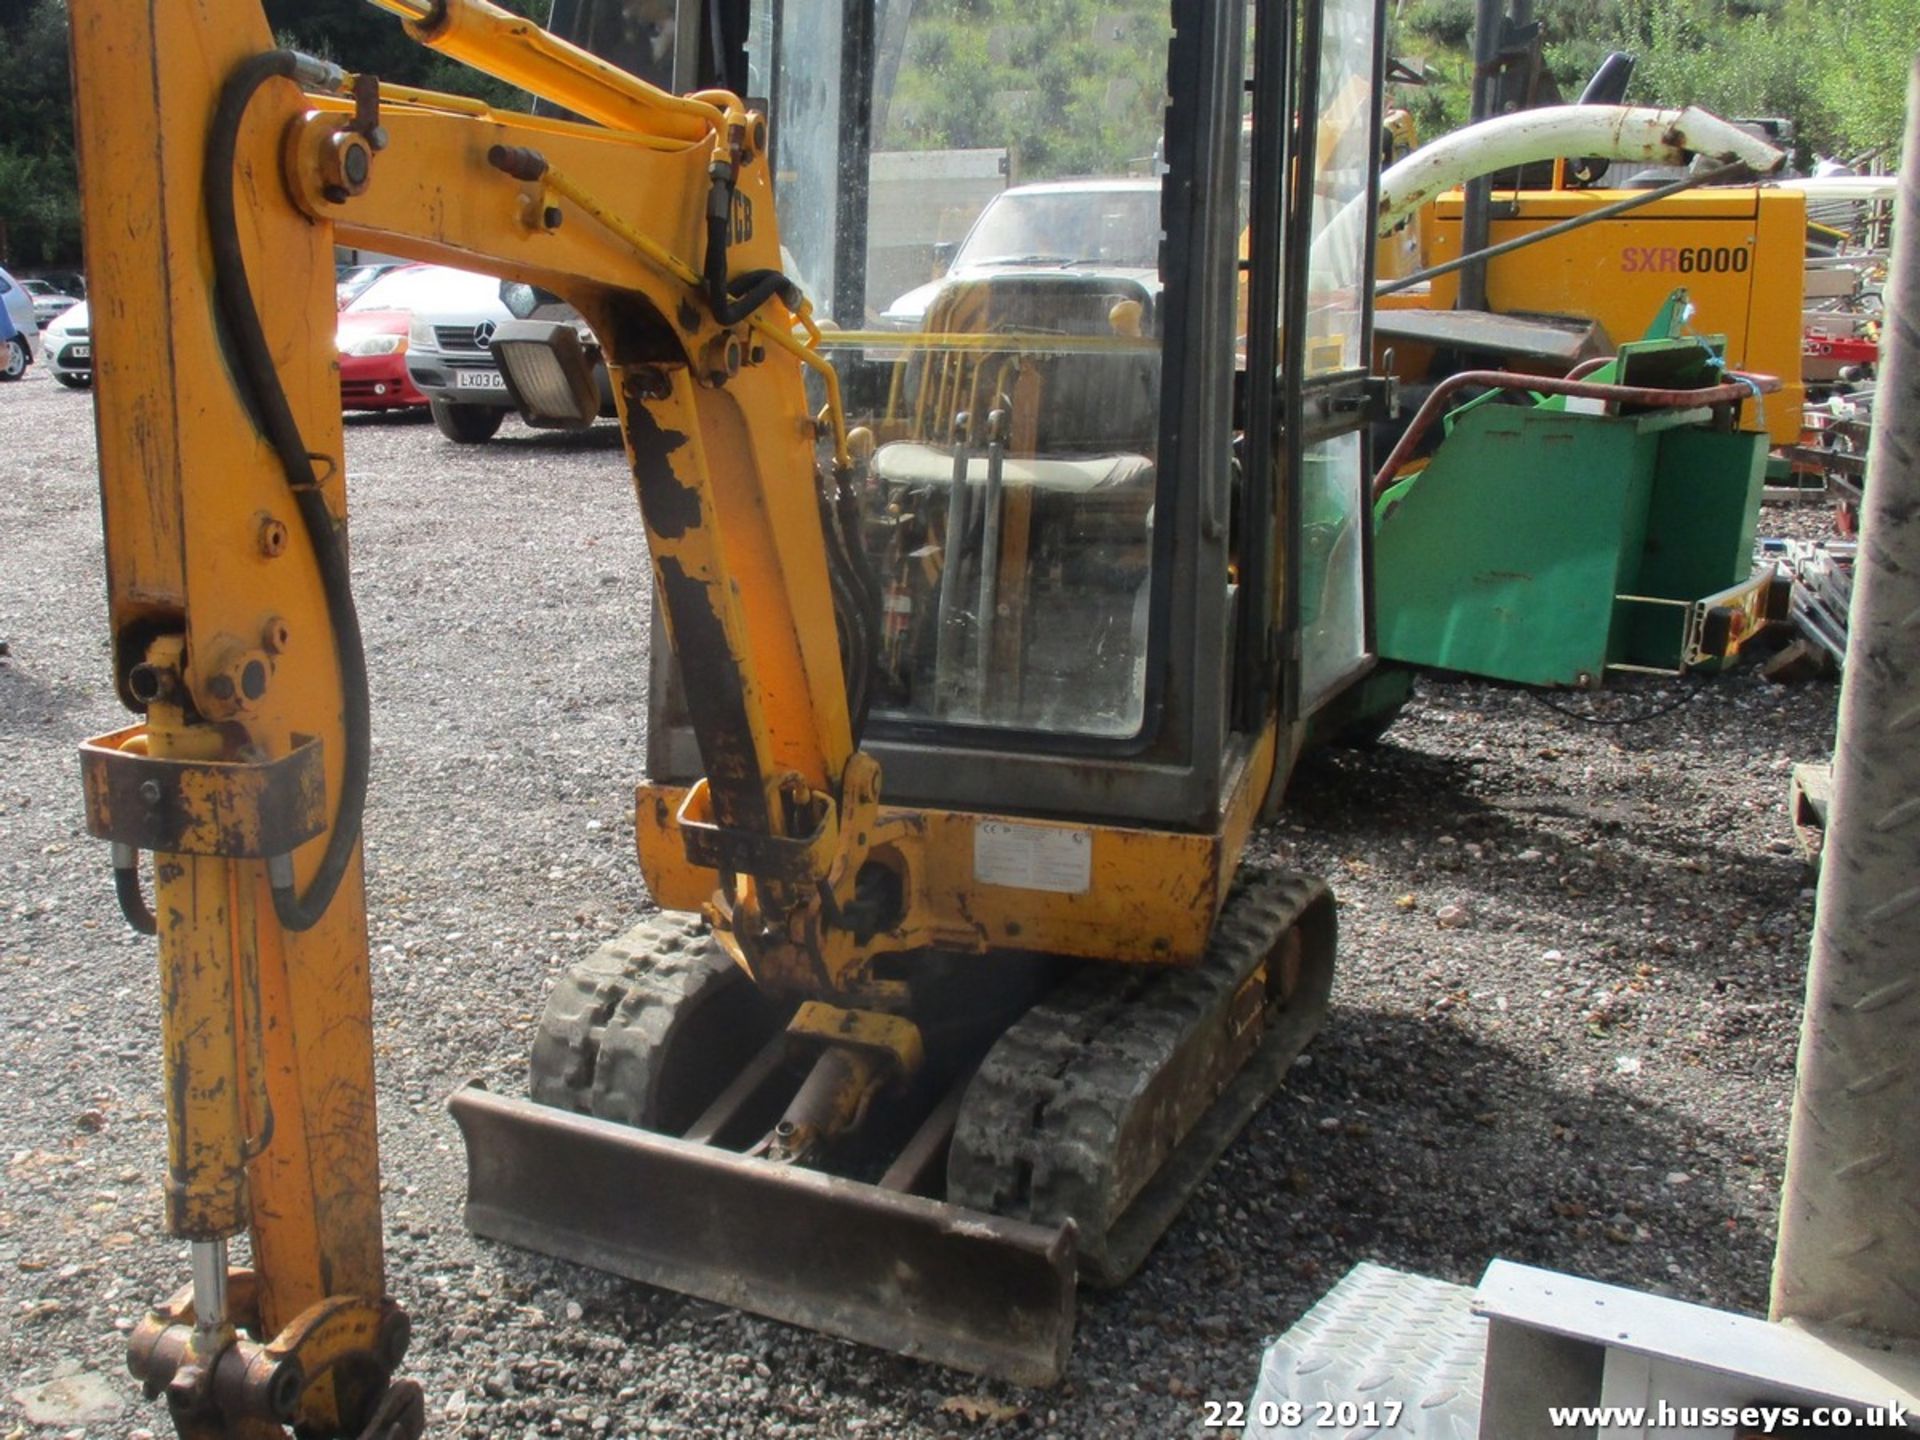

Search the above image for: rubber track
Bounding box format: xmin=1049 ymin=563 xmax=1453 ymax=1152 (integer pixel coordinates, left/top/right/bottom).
xmin=528 ymin=911 xmax=737 ymax=1129
xmin=947 ymin=868 xmax=1330 ymax=1282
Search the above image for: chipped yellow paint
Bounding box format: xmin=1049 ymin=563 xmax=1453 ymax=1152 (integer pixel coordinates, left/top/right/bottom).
xmin=636 ymin=722 xmax=1281 ymax=972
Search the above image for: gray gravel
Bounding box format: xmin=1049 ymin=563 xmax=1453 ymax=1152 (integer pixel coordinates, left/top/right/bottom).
xmin=1 ymin=365 xmax=1839 ymax=1437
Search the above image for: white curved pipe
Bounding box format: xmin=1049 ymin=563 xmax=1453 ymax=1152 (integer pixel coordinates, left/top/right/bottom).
xmin=1373 ymin=104 xmax=1788 ymax=236
xmin=1308 ymin=105 xmax=1788 ymax=297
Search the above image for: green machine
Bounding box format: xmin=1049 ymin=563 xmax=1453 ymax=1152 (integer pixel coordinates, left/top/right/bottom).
xmin=1369 ymin=301 xmax=1782 ymax=692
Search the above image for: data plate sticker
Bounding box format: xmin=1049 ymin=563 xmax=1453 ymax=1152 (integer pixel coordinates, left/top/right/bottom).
xmin=972 ymin=821 xmax=1092 ymax=895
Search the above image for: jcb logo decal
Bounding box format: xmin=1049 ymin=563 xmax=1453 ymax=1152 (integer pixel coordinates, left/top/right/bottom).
xmin=1621 ymin=245 xmax=1752 ymax=275
xmin=731 ymin=191 xmax=754 ymax=244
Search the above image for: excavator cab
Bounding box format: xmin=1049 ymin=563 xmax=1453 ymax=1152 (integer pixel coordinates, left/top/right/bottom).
xmin=629 ymin=0 xmax=1391 ymax=826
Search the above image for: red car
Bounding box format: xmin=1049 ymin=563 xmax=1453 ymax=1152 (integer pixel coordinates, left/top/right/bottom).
xmin=337 ymin=265 xmax=430 ymax=411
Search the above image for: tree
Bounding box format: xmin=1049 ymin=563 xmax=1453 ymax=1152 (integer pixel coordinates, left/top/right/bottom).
xmin=0 ymin=0 xmax=81 ymax=264
xmin=1807 ymin=0 xmax=1920 ymax=160
xmin=1396 ymin=0 xmax=1920 ymax=164
xmin=0 ymin=0 xmax=542 ymax=268
xmin=1600 ymin=0 xmax=1831 ymax=159
xmin=880 ymin=0 xmax=1171 ymax=178
xmin=264 ymin=0 xmax=541 ymax=111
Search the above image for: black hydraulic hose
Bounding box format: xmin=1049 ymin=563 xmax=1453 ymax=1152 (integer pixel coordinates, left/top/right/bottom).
xmin=836 ymin=480 xmax=884 ymax=646
xmin=703 ymin=176 xmax=799 ymax=326
xmin=113 ymin=847 xmax=160 ymax=936
xmin=840 ymin=468 xmax=885 ymax=735
xmin=696 ymin=162 xmax=872 ymax=726
xmin=207 ymin=51 xmax=372 ymax=933
xmin=818 ymin=488 xmax=877 ymax=737
xmin=726 ymin=267 xmax=795 ymax=317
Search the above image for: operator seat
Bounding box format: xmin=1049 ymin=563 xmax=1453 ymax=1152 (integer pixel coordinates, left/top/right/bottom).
xmin=872 ymin=271 xmax=1162 ymax=542
xmin=867 ymin=271 xmax=1164 ymax=732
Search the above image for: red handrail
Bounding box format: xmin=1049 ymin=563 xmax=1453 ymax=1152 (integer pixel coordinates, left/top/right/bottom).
xmin=1371 ymin=367 xmax=1783 ymax=503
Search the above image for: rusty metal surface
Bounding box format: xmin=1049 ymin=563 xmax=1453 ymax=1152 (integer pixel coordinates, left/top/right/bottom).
xmin=1782 ymin=444 xmax=1868 ymax=481
xmin=350 ymin=1379 xmax=424 ymax=1440
xmin=1789 ymin=762 xmax=1833 ymax=870
xmin=449 ymin=1084 xmax=1077 ymax=1386
xmin=80 ymin=726 xmax=328 ymax=858
xmin=672 ymin=778 xmax=831 ymax=885
xmin=126 ymin=1269 xmax=410 ymax=1438
xmin=1373 ymin=307 xmax=1604 ymax=364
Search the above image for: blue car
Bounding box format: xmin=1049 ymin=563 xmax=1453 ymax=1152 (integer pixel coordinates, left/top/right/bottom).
xmin=0 ymin=266 xmax=38 ymax=381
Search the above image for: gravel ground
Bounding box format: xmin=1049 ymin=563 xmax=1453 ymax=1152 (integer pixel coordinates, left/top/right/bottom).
xmin=1 ymin=366 xmax=1841 ymax=1438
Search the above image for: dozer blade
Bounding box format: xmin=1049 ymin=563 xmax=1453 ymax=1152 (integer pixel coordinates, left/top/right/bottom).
xmin=449 ymin=1083 xmax=1077 ymax=1386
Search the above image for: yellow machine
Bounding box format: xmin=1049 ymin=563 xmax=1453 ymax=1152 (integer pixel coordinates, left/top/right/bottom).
xmin=66 ymin=0 xmax=1397 ymax=1433
xmin=1371 ymin=112 xmax=1807 ymax=446
xmin=1383 ymin=184 xmax=1808 ymax=444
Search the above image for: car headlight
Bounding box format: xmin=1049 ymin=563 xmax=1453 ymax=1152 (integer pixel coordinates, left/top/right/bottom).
xmin=340 ymin=333 xmax=407 ymax=357
xmin=408 ymin=315 xmax=433 ymax=349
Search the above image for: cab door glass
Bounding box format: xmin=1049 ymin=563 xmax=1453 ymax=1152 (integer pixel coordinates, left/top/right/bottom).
xmin=1304 ymin=0 xmax=1377 ymax=378
xmin=815 ymin=1 xmax=1175 ymax=741
xmin=1293 ymin=0 xmax=1380 ymax=712
xmin=1298 ymin=428 xmax=1368 ymax=703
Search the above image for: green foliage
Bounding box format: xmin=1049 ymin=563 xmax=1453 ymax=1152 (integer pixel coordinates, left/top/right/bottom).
xmin=880 ymin=0 xmax=1170 ymax=178
xmin=0 ymin=0 xmax=79 ymax=264
xmin=1607 ymin=0 xmax=1826 ymax=157
xmin=265 ymin=0 xmax=543 ymax=110
xmin=1396 ymin=0 xmax=1919 ymax=163
xmin=8 ymin=0 xmax=1915 ymax=268
xmin=0 ymin=0 xmax=544 ymax=268
xmin=1405 ymin=0 xmax=1477 ymax=53
xmin=1806 ymin=0 xmax=1920 ymax=160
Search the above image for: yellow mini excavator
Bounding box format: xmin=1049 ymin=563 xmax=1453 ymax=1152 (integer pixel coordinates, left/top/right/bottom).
xmin=67 ymin=1 xmax=1395 ymax=1433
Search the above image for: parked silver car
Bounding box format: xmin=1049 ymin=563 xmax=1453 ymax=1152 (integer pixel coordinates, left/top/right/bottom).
xmin=0 ymin=267 xmax=39 ymax=380
xmin=41 ymin=301 xmax=91 ymax=388
xmin=397 ymin=267 xmax=521 ymax=442
xmin=18 ymin=278 xmax=82 ymax=328
xmin=404 ymin=265 xmax=615 ymax=443
xmin=878 ymin=178 xmax=1162 ymax=330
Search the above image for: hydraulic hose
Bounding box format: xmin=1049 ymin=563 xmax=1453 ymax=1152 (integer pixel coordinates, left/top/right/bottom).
xmin=703 ymin=175 xmax=798 ymax=326
xmin=818 ymin=478 xmax=880 ymax=738
xmin=206 ymin=51 xmax=372 ymax=933
xmin=112 ymin=844 xmax=160 ymax=936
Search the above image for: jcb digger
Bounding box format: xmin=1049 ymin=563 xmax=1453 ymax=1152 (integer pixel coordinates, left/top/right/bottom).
xmin=69 ymin=0 xmax=1394 ymax=1433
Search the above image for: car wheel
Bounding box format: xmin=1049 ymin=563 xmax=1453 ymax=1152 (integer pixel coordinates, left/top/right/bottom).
xmin=430 ymin=399 xmax=506 ymax=444
xmin=53 ymin=372 xmax=91 ymax=390
xmin=0 ymin=337 xmax=29 ymax=381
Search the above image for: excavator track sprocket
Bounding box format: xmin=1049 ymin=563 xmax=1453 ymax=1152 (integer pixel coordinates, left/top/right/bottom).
xmin=948 ymin=868 xmax=1335 ymax=1284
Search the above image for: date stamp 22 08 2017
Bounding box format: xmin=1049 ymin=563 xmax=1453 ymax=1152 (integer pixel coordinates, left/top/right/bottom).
xmin=1201 ymin=1398 xmax=1406 ymax=1431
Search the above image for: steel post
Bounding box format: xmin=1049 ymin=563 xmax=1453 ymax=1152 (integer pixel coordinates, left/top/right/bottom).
xmin=1458 ymin=0 xmax=1505 ymax=311
xmin=1770 ymin=57 xmax=1920 ymax=1343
